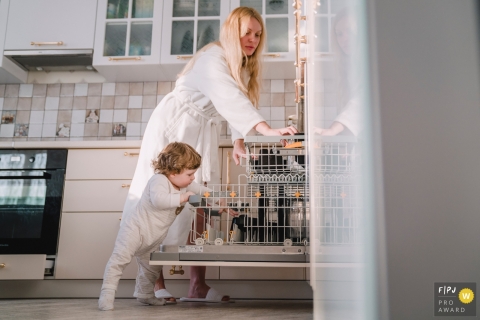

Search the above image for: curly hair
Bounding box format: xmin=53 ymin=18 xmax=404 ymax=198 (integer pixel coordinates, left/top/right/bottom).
xmin=152 ymin=142 xmax=201 ymax=175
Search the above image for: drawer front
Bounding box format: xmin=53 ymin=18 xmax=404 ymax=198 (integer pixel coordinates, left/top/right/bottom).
xmin=0 ymin=255 xmax=46 ymax=280
xmin=219 ymin=267 xmax=305 ymax=280
xmin=162 ymin=266 xmax=219 ymax=280
xmin=56 ymin=212 xmax=137 ymax=279
xmin=66 ymin=149 xmax=140 ymax=180
xmin=63 ymin=180 xmax=131 ymax=212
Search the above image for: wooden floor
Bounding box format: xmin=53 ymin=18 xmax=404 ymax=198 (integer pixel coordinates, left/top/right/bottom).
xmin=0 ymin=299 xmax=314 ymax=320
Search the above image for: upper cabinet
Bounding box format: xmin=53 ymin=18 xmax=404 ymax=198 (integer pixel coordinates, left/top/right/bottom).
xmin=231 ymin=0 xmax=296 ymax=78
xmin=315 ymin=0 xmax=348 ymax=55
xmin=0 ymin=0 xmax=27 ymax=83
xmin=160 ymin=0 xmax=231 ymax=64
xmin=93 ymin=0 xmax=165 ymax=81
xmin=4 ymin=0 xmax=97 ymax=50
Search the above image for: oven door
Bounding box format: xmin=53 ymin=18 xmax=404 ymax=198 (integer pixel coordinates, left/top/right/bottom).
xmin=0 ymin=169 xmax=65 ymax=254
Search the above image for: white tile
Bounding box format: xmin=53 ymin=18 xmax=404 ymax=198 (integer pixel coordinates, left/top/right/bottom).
xmin=128 ymin=96 xmax=143 ymax=109
xmin=43 ymin=110 xmax=58 ymax=124
xmin=126 ymin=122 xmax=141 ymax=137
xmin=270 ymin=107 xmax=285 ymax=121
xmin=70 ymin=123 xmax=85 ymax=137
xmin=71 ymin=110 xmax=86 ymax=123
xmin=29 ymin=111 xmax=45 ymax=124
xmin=141 ymin=122 xmax=148 ymax=136
xmin=113 ymin=110 xmax=128 ymax=122
xmin=42 ymin=123 xmax=56 ymax=137
xmin=28 ymin=123 xmax=43 ymax=137
xmin=45 ymin=97 xmax=60 ymax=110
xmin=270 ymin=120 xmax=286 ymax=129
xmin=258 ymin=107 xmax=271 ymax=120
xmin=74 ymin=83 xmax=88 ymax=96
xmin=19 ymin=84 xmax=33 ymax=97
xmin=271 ymin=80 xmax=285 ymax=93
xmin=142 ymin=109 xmax=154 ymax=122
xmin=102 ymin=83 xmax=116 ymax=96
xmin=0 ymin=124 xmax=14 ymax=137
xmin=99 ymin=109 xmax=114 ymax=123
xmin=0 ymin=98 xmax=3 ymax=111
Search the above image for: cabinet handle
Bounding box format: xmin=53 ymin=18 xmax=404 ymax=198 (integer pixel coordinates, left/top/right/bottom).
xmin=124 ymin=152 xmax=139 ymax=157
xmin=176 ymin=55 xmax=193 ymax=60
xmin=121 ymin=184 xmax=131 ymax=188
xmin=0 ymin=263 xmax=5 ymax=268
xmin=108 ymin=57 xmax=141 ymax=61
xmin=31 ymin=41 xmax=63 ymax=46
xmin=263 ymin=53 xmax=281 ymax=58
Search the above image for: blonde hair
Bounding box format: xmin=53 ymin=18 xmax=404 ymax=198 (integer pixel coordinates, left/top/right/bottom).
xmin=152 ymin=142 xmax=201 ymax=175
xmin=178 ymin=7 xmax=265 ymax=108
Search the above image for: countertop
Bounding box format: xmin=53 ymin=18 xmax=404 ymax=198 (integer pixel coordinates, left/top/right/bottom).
xmin=0 ymin=139 xmax=234 ymax=149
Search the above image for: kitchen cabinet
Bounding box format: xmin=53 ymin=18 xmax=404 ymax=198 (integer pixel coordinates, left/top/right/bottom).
xmin=4 ymin=0 xmax=97 ymax=50
xmin=231 ymin=0 xmax=296 ymax=78
xmin=160 ymin=0 xmax=231 ymax=64
xmin=56 ymin=148 xmax=140 ymax=279
xmin=314 ymin=0 xmax=348 ymax=55
xmin=56 ymin=148 xmax=218 ymax=279
xmin=0 ymin=255 xmax=46 ymax=280
xmin=93 ymin=0 xmax=166 ymax=81
xmin=0 ymin=0 xmax=27 ymax=83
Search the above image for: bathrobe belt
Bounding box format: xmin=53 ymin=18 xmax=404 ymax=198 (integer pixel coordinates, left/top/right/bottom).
xmin=172 ymin=90 xmax=221 ymax=183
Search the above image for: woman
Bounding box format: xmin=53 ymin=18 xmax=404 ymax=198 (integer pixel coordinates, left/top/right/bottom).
xmin=120 ymin=7 xmax=297 ymax=304
xmin=316 ymin=8 xmax=362 ymax=136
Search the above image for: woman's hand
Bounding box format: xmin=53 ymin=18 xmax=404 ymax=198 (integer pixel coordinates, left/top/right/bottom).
xmin=314 ymin=122 xmax=345 ymax=136
xmin=232 ymin=139 xmax=246 ymax=165
xmin=180 ymin=191 xmax=196 ymax=204
xmin=217 ymin=198 xmax=239 ymax=217
xmin=254 ymin=121 xmax=298 ymax=136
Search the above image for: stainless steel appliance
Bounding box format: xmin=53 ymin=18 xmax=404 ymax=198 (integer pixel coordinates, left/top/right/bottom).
xmin=0 ymin=149 xmax=67 ymax=255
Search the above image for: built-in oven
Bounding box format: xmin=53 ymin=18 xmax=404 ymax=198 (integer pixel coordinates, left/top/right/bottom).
xmin=0 ymin=149 xmax=67 ymax=255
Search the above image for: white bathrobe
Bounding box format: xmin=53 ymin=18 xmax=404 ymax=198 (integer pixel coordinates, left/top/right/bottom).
xmin=102 ymin=174 xmax=210 ymax=298
xmin=334 ymin=97 xmax=361 ymax=136
xmin=121 ymin=45 xmax=265 ymax=247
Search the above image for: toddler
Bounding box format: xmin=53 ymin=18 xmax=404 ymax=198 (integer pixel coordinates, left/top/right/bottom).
xmin=98 ymin=142 xmax=212 ymax=311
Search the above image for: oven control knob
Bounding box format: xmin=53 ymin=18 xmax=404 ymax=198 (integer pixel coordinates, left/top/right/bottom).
xmin=29 ymin=157 xmax=35 ymax=163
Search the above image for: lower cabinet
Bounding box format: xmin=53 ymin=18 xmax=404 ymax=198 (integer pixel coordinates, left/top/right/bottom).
xmin=55 ymin=212 xmax=138 ymax=279
xmin=219 ymin=267 xmax=305 ymax=280
xmin=0 ymin=255 xmax=46 ymax=280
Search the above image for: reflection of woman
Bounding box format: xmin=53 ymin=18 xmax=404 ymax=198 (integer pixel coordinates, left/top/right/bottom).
xmin=316 ymin=9 xmax=361 ymax=136
xmin=118 ymin=7 xmax=297 ymax=305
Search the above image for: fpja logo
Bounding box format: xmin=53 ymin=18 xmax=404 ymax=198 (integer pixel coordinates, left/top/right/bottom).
xmin=435 ymin=283 xmax=476 ymax=316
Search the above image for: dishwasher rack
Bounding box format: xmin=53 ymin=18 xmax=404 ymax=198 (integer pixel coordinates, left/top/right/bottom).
xmin=150 ymin=136 xmax=361 ymax=265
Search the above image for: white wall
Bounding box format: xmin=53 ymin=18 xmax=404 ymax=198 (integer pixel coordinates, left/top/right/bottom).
xmin=370 ymin=0 xmax=480 ymax=318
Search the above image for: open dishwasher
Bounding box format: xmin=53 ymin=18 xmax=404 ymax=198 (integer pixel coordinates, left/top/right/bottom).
xmin=150 ymin=135 xmax=360 ymax=268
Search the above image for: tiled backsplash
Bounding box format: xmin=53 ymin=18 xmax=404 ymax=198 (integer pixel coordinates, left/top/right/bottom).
xmin=0 ymin=80 xmax=297 ymax=141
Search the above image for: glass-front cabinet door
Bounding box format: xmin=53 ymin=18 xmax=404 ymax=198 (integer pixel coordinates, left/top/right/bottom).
xmin=314 ymin=0 xmax=348 ymax=56
xmin=231 ymin=0 xmax=295 ymax=62
xmin=160 ymin=0 xmax=231 ymax=64
xmin=93 ymin=0 xmax=163 ymax=68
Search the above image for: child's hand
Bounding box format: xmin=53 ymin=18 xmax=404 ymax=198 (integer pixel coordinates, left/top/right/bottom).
xmin=217 ymin=198 xmax=239 ymax=217
xmin=180 ymin=191 xmax=196 ymax=204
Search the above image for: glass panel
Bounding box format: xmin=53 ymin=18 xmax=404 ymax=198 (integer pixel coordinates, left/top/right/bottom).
xmin=171 ymin=21 xmax=194 ymax=54
xmin=173 ymin=0 xmax=195 ymax=17
xmin=266 ymin=0 xmax=288 ymax=14
xmin=265 ymin=18 xmax=288 ymax=52
xmin=240 ymin=0 xmax=262 ymax=14
xmin=198 ymin=0 xmax=220 ymax=16
xmin=132 ymin=0 xmax=154 ymax=18
xmin=0 ymin=174 xmax=46 ymax=239
xmin=104 ymin=22 xmax=127 ymax=56
xmin=315 ymin=16 xmax=329 ymax=52
xmin=319 ymin=0 xmax=328 ymax=14
xmin=106 ymin=0 xmax=129 ymax=19
xmin=331 ymin=0 xmax=348 ymax=14
xmin=197 ymin=20 xmax=220 ymax=50
xmin=129 ymin=22 xmax=153 ymax=55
